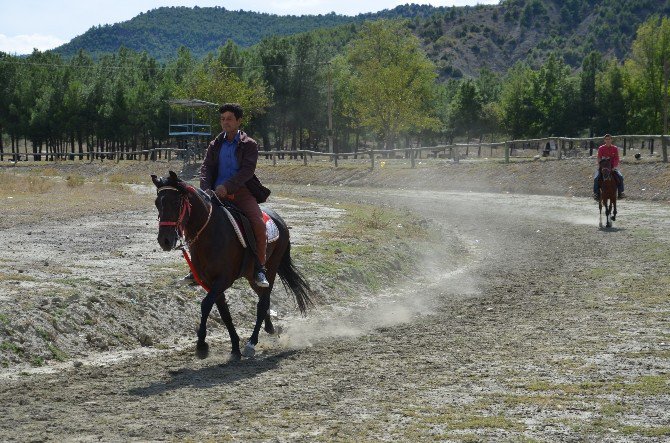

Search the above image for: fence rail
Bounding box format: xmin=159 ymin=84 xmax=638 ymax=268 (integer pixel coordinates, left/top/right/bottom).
xmin=2 ymin=135 xmax=668 ymax=167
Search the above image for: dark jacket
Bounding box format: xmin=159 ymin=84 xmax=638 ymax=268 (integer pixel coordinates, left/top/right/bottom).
xmin=199 ymin=130 xmax=270 ymax=203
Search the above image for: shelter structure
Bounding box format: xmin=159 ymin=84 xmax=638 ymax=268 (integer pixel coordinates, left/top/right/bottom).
xmin=167 ymin=99 xmax=218 ymax=163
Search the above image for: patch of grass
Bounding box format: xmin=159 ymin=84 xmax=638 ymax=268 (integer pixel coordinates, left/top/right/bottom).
xmin=0 ymin=341 xmax=23 ymax=354
xmin=48 ymin=344 xmax=68 ymax=361
xmin=0 ymin=271 xmax=37 ymax=282
xmin=31 ymin=356 xmax=45 ymax=367
xmin=588 ymin=267 xmax=609 ymax=278
xmin=622 ymin=374 xmax=669 ymax=395
xmin=0 ymin=171 xmax=53 ymax=195
xmin=66 ymin=174 xmax=85 ymax=187
xmin=620 ymin=425 xmax=670 ymax=438
xmin=599 ymin=401 xmax=629 ymax=417
xmin=0 ymin=313 xmax=8 ymax=325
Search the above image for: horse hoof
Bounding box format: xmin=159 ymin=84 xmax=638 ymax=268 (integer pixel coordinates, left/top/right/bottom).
xmin=229 ymin=351 xmax=242 ymax=361
xmin=196 ymin=341 xmax=209 ymax=359
xmin=241 ymin=341 xmax=256 ymax=358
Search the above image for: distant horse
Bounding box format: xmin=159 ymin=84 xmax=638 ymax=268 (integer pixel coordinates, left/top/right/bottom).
xmin=598 ymin=158 xmax=618 ymax=228
xmin=151 ymin=171 xmax=313 ymax=359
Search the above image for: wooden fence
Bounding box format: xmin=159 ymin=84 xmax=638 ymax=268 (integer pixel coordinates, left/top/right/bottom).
xmin=1 ymin=135 xmax=668 ymax=168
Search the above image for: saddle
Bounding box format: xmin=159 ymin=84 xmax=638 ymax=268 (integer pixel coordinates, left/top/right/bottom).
xmin=202 ymin=189 xmax=279 ymax=249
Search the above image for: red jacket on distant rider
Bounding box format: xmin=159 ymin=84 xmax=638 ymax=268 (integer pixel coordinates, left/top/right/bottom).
xmin=597 ymin=143 xmax=620 ymax=168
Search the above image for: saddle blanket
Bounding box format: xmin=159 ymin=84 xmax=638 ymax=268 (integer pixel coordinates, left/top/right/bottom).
xmin=264 ymin=212 xmax=280 ymax=244
xmin=223 ymin=207 xmax=279 ymax=248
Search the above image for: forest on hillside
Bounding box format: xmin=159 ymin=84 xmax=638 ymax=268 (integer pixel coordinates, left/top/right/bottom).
xmin=50 ymin=0 xmax=670 ymax=78
xmin=1 ymin=2 xmax=669 ymax=161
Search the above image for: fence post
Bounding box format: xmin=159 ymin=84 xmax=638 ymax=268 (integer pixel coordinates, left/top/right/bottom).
xmin=410 ymin=148 xmax=416 ymax=168
xmin=504 ymin=142 xmax=510 ymax=163
xmin=334 ymin=152 xmax=338 ymax=168
xmin=663 ymin=135 xmax=668 ymax=163
xmin=369 ymin=150 xmax=375 ymax=170
xmin=303 ymin=151 xmax=307 ymax=166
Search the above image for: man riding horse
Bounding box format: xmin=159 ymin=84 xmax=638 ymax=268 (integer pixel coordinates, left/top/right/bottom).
xmin=189 ymin=103 xmax=271 ymax=288
xmin=593 ymin=134 xmax=625 ymax=200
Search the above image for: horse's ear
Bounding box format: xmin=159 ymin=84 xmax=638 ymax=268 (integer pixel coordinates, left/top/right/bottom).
xmin=169 ymin=171 xmax=179 ymax=181
xmin=151 ymin=174 xmax=159 ymax=187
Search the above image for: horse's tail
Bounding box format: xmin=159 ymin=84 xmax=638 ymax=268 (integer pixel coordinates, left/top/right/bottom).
xmin=277 ymin=240 xmax=314 ymax=315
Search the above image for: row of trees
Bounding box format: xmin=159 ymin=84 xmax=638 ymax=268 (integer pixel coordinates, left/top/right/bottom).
xmin=1 ymin=16 xmax=669 ymax=161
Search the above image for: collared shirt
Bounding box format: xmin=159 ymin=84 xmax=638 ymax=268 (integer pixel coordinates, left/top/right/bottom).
xmin=214 ymin=131 xmax=241 ymax=188
xmin=597 ymin=144 xmax=620 ymax=168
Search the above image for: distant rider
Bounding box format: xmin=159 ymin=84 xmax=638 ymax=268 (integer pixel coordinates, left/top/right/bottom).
xmin=593 ymin=134 xmax=625 ymax=200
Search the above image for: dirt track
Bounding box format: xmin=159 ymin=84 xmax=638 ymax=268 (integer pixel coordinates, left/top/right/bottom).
xmin=1 ymin=179 xmax=669 ymax=441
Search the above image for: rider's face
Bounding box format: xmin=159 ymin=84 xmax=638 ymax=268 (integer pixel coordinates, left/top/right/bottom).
xmin=604 ymin=136 xmax=612 ymax=146
xmin=220 ymin=111 xmax=241 ymax=134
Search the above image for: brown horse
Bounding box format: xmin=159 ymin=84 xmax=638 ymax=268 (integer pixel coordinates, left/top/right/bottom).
xmin=598 ymin=158 xmax=618 ymax=228
xmin=151 ymin=171 xmax=313 ymax=359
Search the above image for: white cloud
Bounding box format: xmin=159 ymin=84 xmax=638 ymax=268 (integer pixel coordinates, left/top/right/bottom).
xmin=0 ymin=34 xmax=66 ymax=55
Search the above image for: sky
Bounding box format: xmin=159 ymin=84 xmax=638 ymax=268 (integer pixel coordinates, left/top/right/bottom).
xmin=0 ymin=0 xmax=498 ymax=55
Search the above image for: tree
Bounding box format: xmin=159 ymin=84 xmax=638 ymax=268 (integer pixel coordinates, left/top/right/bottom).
xmin=579 ymin=51 xmax=602 ymax=136
xmin=626 ymin=15 xmax=670 ymax=160
xmin=341 ymin=20 xmax=439 ymax=149
xmin=499 ymin=62 xmax=536 ymax=139
xmin=594 ymin=60 xmax=627 ymax=136
xmin=449 ymin=79 xmax=482 ymax=140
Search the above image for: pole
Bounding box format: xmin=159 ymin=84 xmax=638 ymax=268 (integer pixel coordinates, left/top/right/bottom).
xmin=663 ymin=59 xmax=669 ymax=162
xmin=327 ymin=62 xmax=334 ymax=157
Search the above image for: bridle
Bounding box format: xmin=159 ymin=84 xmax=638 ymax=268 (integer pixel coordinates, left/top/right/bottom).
xmin=600 ymin=158 xmax=612 ymax=180
xmin=157 ymin=185 xmax=212 ymax=246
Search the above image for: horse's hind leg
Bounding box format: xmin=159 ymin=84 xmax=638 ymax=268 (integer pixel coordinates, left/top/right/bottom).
xmin=612 ymin=200 xmax=617 ymax=221
xmin=242 ymin=288 xmax=272 ymax=358
xmin=215 ymin=296 xmax=241 ymax=359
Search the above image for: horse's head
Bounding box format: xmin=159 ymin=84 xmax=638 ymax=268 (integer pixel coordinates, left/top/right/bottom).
xmin=151 ymin=171 xmax=192 ymax=251
xmin=599 ymin=157 xmax=612 ymax=179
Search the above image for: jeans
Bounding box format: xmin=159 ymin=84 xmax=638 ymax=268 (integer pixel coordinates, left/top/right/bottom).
xmin=593 ymin=169 xmax=624 ymax=195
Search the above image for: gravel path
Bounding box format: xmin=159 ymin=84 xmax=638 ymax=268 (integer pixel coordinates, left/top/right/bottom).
xmin=1 ymin=185 xmax=669 ymax=442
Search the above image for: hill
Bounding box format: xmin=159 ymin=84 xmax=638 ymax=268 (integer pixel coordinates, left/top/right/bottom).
xmin=51 ymin=4 xmax=446 ymax=61
xmin=49 ymin=0 xmax=670 ymax=78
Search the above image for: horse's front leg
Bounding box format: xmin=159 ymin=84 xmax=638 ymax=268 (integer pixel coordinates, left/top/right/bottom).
xmin=242 ymin=289 xmax=272 ymax=358
xmin=599 ymin=201 xmax=603 ymax=228
xmin=196 ymin=290 xmax=220 ymax=359
xmin=612 ymin=200 xmax=617 ymax=222
xmin=215 ymin=296 xmax=241 ymax=359
xmin=605 ymin=201 xmax=612 ymax=228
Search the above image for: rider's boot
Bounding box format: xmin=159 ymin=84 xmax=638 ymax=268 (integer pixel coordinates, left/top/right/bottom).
xmin=618 ymin=191 xmax=626 ymax=199
xmin=179 ymin=272 xmax=197 ymax=286
xmin=593 ymin=192 xmax=600 ymax=201
xmin=255 ymin=266 xmax=270 ymax=288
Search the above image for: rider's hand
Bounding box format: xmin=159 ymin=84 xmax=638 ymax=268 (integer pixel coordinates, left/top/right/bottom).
xmin=215 ymin=185 xmax=227 ymax=199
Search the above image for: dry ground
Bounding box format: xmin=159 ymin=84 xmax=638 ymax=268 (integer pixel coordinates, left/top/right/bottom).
xmin=0 ymin=158 xmax=668 ymax=442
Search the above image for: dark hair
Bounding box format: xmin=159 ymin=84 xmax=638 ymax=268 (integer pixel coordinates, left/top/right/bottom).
xmin=604 ymin=133 xmax=612 ymax=138
xmin=218 ymin=103 xmax=243 ymax=119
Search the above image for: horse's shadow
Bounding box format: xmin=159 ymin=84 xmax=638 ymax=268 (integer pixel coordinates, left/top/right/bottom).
xmin=128 ymin=350 xmax=296 ymax=397
xmin=598 ymin=225 xmax=625 ymax=233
